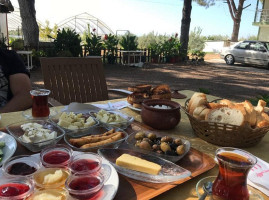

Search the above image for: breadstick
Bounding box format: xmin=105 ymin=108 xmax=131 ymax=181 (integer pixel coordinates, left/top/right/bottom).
xmin=80 ymin=132 xmax=124 ymax=149
xmin=70 ymin=132 xmax=121 ymax=147
xmin=69 ymin=129 xmax=115 ymax=147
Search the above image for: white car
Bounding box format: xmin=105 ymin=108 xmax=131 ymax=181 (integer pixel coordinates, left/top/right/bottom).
xmin=220 ymin=41 xmax=269 ymax=68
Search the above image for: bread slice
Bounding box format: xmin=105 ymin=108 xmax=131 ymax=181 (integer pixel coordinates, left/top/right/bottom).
xmin=205 ymin=107 xmax=244 ymax=126
xmin=255 ymin=100 xmax=267 ymax=113
xmin=193 ymin=106 xmax=210 ymax=120
xmin=219 ymin=99 xmax=234 ymax=107
xmin=243 ymin=100 xmax=256 ymax=126
xmin=208 ymin=102 xmax=227 ymax=109
xmin=188 ymin=93 xmax=206 ymax=113
xmin=189 ymin=95 xmax=207 ymax=115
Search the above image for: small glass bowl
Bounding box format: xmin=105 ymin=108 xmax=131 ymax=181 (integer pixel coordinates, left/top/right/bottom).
xmin=33 ymin=168 xmax=70 ymax=189
xmin=2 ymin=155 xmax=41 ymax=178
xmin=27 ymin=188 xmax=68 ymax=200
xmin=90 ymin=110 xmax=134 ymax=129
xmin=0 ymin=178 xmax=34 ymax=199
xmin=6 ymin=119 xmax=65 ymax=152
xmin=65 ymin=172 xmax=105 ymax=199
xmin=40 ymin=144 xmax=73 ymax=168
xmin=69 ymin=152 xmax=102 ymax=175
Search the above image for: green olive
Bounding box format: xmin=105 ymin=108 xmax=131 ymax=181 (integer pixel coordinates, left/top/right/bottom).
xmin=135 ymin=131 xmax=145 ymax=140
xmin=176 ymin=145 xmax=185 ymax=155
xmin=135 ymin=140 xmax=141 ymax=147
xmin=160 ymin=142 xmax=171 ymax=152
xmin=147 ymin=132 xmax=156 ymax=140
xmin=139 ymin=141 xmax=152 ymax=150
xmin=174 ymin=138 xmax=182 ymax=146
xmin=161 ymin=136 xmax=173 ymax=143
xmin=142 ymin=138 xmax=153 ymax=145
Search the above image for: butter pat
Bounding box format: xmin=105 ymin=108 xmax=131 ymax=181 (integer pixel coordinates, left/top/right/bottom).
xmin=116 ymin=154 xmax=161 ymax=175
xmin=33 ymin=193 xmax=62 ymax=200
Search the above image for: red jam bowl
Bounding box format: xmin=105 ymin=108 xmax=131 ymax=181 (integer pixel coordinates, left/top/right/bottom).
xmin=69 ymin=153 xmax=102 ymax=175
xmin=65 ymin=173 xmax=104 ymax=199
xmin=0 ymin=178 xmax=34 ymax=200
xmin=2 ymin=155 xmax=41 ymax=178
xmin=40 ymin=144 xmax=73 ymax=168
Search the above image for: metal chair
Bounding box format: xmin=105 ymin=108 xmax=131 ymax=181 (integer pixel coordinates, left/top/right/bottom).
xmin=40 ymin=57 xmax=109 ymax=106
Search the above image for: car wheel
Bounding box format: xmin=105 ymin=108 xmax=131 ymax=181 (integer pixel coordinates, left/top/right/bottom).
xmin=225 ymin=54 xmax=235 ymax=65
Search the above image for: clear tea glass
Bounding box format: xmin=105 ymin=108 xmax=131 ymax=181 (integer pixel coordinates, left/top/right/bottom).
xmin=30 ymin=89 xmax=50 ymax=118
xmin=212 ymin=147 xmax=257 ymax=200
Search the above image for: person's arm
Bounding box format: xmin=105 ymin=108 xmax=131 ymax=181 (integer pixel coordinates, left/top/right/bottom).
xmin=0 ymin=73 xmax=32 ymax=113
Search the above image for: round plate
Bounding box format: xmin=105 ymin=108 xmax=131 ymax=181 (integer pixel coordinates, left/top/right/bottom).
xmin=127 ymin=104 xmax=141 ymax=112
xmin=0 ymin=151 xmax=119 ymax=200
xmin=196 ymin=176 xmax=264 ymax=200
xmin=22 ymin=107 xmax=58 ymax=119
xmin=0 ymin=131 xmax=17 ymax=166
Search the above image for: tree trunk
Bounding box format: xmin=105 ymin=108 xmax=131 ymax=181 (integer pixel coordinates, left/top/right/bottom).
xmin=180 ymin=0 xmax=192 ymax=59
xmin=18 ymin=0 xmax=39 ymax=48
xmin=227 ymin=0 xmax=245 ymax=42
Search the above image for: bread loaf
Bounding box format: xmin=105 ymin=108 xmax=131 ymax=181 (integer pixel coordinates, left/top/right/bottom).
xmin=243 ymin=100 xmax=256 ymax=126
xmin=219 ymin=99 xmax=234 ymax=107
xmin=255 ymin=100 xmax=266 ymax=113
xmin=188 ymin=92 xmax=206 ymax=113
xmin=205 ymin=107 xmax=244 ymax=126
xmin=188 ymin=94 xmax=207 ymax=115
xmin=208 ymin=102 xmax=227 ymax=109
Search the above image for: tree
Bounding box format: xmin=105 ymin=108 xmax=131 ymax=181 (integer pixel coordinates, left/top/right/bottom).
xmin=225 ymin=0 xmax=250 ymax=42
xmin=179 ymin=0 xmax=214 ymax=59
xmin=18 ymin=0 xmax=39 ymax=48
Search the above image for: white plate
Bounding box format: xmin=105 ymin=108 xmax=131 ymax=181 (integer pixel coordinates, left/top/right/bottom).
xmin=0 ymin=151 xmax=119 ymax=200
xmin=22 ymin=107 xmax=58 ymax=119
xmin=127 ymin=104 xmax=141 ymax=112
xmin=0 ymin=131 xmax=17 ymax=166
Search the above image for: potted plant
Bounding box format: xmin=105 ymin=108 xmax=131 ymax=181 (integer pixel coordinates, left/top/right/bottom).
xmin=119 ymin=34 xmax=138 ymax=64
xmin=103 ymin=34 xmax=118 ymax=64
xmin=149 ymin=43 xmax=161 ymax=63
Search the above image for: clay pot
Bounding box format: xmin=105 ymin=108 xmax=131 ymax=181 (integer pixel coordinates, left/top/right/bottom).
xmin=141 ymin=99 xmax=181 ymax=130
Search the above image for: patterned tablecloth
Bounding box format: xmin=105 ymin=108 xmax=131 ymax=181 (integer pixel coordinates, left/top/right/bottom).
xmin=0 ymin=90 xmax=268 ymax=200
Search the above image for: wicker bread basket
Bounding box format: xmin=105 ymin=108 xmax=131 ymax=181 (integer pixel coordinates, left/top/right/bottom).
xmin=182 ymin=99 xmax=269 ymax=148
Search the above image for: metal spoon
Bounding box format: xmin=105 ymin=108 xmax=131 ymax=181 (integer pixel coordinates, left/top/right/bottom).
xmin=199 ymin=181 xmax=213 ymax=200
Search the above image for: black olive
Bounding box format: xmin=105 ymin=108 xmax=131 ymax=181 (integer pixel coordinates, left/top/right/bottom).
xmin=165 ymin=150 xmax=177 ymax=156
xmin=170 ymin=143 xmax=178 ymax=150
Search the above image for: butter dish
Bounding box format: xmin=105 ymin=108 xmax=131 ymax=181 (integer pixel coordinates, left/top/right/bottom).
xmin=98 ymin=148 xmax=191 ymax=183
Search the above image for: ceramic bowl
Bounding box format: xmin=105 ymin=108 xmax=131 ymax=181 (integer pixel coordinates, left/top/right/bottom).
xmin=141 ymin=99 xmax=181 ymax=130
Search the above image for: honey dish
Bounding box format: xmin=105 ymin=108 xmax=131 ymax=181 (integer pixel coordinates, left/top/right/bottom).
xmin=126 ymin=130 xmax=190 ymax=162
xmin=141 ymin=99 xmax=181 ymax=130
xmin=6 ymin=119 xmax=65 ymax=152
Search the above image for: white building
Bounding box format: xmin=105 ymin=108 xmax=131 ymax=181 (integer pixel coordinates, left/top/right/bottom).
xmin=253 ymin=0 xmax=269 ymax=41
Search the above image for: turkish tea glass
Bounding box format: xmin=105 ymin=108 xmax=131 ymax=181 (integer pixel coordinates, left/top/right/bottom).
xmin=212 ymin=147 xmax=257 ymax=200
xmin=30 ymin=89 xmax=50 ymax=118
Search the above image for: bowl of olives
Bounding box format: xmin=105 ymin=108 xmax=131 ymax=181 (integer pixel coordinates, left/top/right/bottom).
xmin=141 ymin=99 xmax=181 ymax=130
xmin=126 ymin=130 xmax=190 ymax=162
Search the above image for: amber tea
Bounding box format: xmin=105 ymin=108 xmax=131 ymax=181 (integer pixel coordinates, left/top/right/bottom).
xmin=30 ymin=89 xmax=50 ymax=118
xmin=212 ymin=148 xmax=257 ymax=200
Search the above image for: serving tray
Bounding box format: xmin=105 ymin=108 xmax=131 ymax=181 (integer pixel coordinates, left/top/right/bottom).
xmin=0 ymin=121 xmax=216 ymax=200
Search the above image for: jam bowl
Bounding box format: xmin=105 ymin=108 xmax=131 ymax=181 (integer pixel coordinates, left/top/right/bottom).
xmin=141 ymin=99 xmax=181 ymax=130
xmin=33 ymin=168 xmax=70 ymax=189
xmin=0 ymin=178 xmax=34 ymax=199
xmin=2 ymin=155 xmax=41 ymax=178
xmin=69 ymin=152 xmax=102 ymax=175
xmin=40 ymin=144 xmax=73 ymax=168
xmin=65 ymin=172 xmax=105 ymax=199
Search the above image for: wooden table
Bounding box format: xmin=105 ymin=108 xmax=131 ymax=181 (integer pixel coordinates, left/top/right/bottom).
xmin=0 ymin=90 xmax=268 ymax=200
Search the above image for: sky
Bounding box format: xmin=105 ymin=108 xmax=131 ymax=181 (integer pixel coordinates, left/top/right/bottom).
xmin=11 ymin=0 xmax=260 ymax=38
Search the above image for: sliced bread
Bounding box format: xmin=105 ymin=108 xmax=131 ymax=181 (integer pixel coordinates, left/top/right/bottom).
xmin=205 ymin=107 xmax=245 ymax=126
xmin=188 ymin=92 xmax=206 ymax=113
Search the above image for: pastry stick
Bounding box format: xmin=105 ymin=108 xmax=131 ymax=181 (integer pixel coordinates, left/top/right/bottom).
xmin=80 ymin=132 xmax=124 ymax=149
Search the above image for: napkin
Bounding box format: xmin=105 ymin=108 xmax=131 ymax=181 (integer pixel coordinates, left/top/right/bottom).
xmin=92 ymin=100 xmax=129 ymax=110
xmin=248 ymin=157 xmax=269 ymax=197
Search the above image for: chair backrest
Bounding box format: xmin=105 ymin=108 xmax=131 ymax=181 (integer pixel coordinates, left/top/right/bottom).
xmin=40 ymin=57 xmax=108 ymax=105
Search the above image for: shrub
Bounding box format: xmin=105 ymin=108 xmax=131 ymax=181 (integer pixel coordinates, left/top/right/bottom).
xmin=119 ymin=34 xmax=138 ymax=50
xmin=188 ymin=27 xmax=206 ymax=52
xmin=54 ymin=28 xmax=82 ymax=57
xmin=85 ymin=29 xmax=103 ymax=56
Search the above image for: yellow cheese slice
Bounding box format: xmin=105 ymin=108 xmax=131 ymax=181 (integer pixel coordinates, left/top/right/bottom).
xmin=116 ymin=154 xmax=161 ymax=175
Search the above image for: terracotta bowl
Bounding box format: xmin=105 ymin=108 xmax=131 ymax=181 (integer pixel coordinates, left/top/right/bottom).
xmin=141 ymin=99 xmax=181 ymax=130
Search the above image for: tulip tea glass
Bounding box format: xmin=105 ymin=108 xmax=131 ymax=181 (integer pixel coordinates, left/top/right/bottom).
xmin=30 ymin=89 xmax=50 ymax=118
xmin=212 ymin=147 xmax=257 ymax=200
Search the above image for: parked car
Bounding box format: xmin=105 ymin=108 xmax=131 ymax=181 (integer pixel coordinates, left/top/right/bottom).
xmin=220 ymin=40 xmax=269 ymax=68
